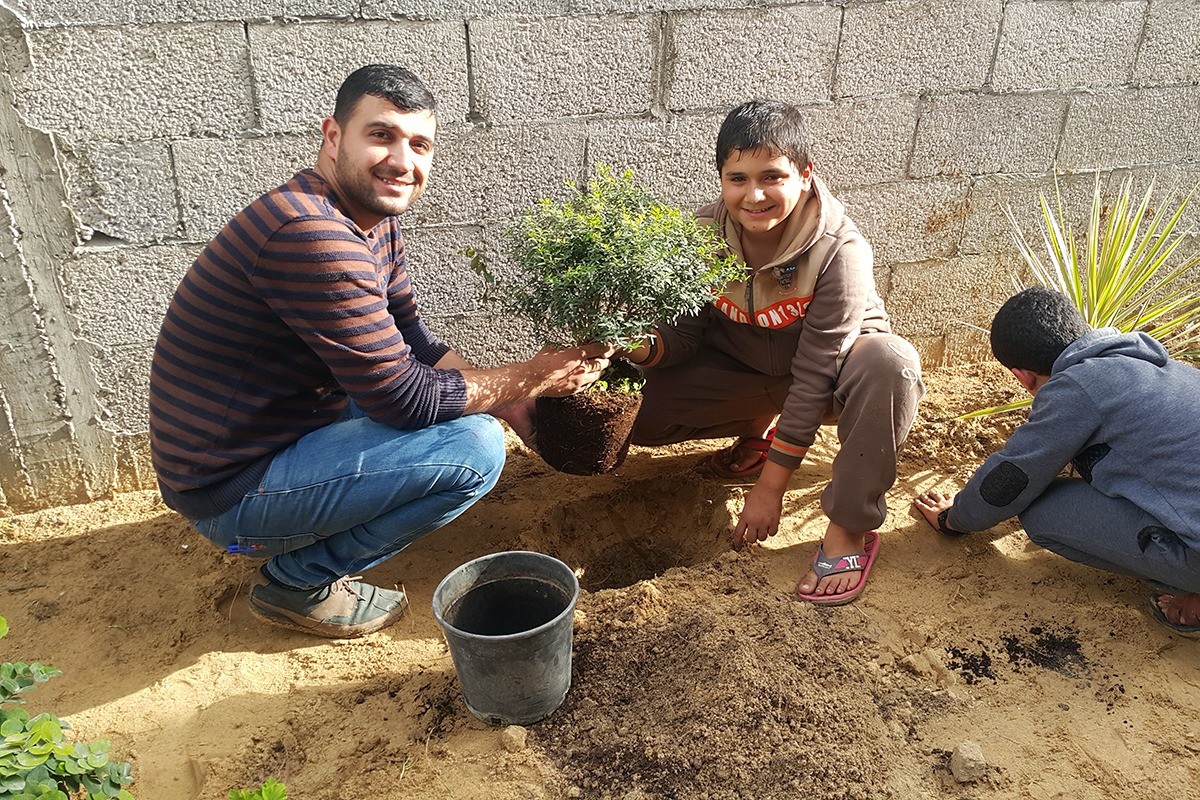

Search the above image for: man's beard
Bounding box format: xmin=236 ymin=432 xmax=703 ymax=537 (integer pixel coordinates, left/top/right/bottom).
xmin=335 ymin=158 xmax=419 ymax=220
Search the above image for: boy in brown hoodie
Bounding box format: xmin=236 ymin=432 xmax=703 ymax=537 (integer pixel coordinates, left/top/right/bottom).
xmin=625 ymin=99 xmax=924 ymax=604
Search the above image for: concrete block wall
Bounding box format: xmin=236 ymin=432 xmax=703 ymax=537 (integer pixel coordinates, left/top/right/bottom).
xmin=1 ymin=0 xmax=1198 ymax=511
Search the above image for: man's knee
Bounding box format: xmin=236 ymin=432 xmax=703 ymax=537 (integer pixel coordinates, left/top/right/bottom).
xmin=460 ymin=414 xmax=507 ymax=490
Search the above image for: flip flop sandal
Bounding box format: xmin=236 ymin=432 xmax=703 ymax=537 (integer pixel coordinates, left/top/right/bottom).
xmin=1148 ymin=594 xmax=1200 ymax=638
xmin=705 ymin=428 xmax=776 ymax=479
xmin=796 ymin=531 xmax=879 ymax=606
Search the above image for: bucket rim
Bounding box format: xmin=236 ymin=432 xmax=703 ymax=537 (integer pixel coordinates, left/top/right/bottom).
xmin=432 ymin=550 xmax=580 ymax=642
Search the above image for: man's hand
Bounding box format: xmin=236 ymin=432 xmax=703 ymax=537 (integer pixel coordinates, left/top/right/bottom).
xmin=529 ymin=344 xmax=614 ymax=397
xmin=914 ymin=490 xmax=955 ymax=530
xmin=492 ymin=399 xmax=537 ymax=450
xmin=458 ymin=343 xmax=614 ymax=415
xmin=731 ymin=461 xmax=791 ymax=549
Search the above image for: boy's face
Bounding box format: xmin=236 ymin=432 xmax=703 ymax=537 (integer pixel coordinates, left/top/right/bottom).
xmin=719 ymin=147 xmax=813 ymax=242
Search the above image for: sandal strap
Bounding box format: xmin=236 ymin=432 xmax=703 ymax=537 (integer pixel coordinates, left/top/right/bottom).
xmin=811 ymin=544 xmax=868 ymax=579
xmin=732 ymin=426 xmax=776 ymax=455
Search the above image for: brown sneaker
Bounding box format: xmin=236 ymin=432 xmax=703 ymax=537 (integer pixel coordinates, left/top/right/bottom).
xmin=248 ymin=570 xmax=408 ymax=638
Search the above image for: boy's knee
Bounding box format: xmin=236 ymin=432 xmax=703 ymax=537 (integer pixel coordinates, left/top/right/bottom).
xmin=850 ymin=334 xmax=922 ymax=392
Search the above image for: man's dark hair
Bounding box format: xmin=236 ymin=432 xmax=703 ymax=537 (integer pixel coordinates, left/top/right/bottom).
xmin=990 ymin=287 xmax=1091 ymax=374
xmin=333 ymin=64 xmax=436 ymax=123
xmin=715 ymin=99 xmax=810 ymax=173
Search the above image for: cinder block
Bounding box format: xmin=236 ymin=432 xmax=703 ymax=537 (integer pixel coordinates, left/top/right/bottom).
xmin=65 ymin=245 xmax=199 ymax=349
xmin=666 ymin=6 xmax=840 ymax=111
xmin=1135 ymin=0 xmax=1200 ymax=85
xmin=1059 ymin=87 xmax=1200 ymax=169
xmin=114 ymin=432 xmax=154 ymax=494
xmin=361 ymin=0 xmax=569 ymax=20
xmin=910 ymin=93 xmax=1067 ymax=178
xmin=12 ymin=24 xmax=253 ymax=140
xmin=1107 ymin=163 xmax=1200 ymax=236
xmin=836 ymin=0 xmax=1002 ymax=96
xmin=964 ymin=167 xmax=1200 ymax=299
xmin=62 ymin=138 xmax=181 ymax=245
xmin=470 ymin=15 xmax=657 ymax=121
xmin=14 ymin=0 xmax=356 ymax=27
xmin=423 ymin=312 xmax=542 ymax=368
xmin=839 ymin=179 xmax=970 ymax=267
xmin=887 ymin=254 xmax=1012 ymax=338
xmin=94 ymin=344 xmax=154 ymax=434
xmin=805 ymin=96 xmax=920 ymax=188
xmin=585 ymin=114 xmax=723 ymax=212
xmin=992 ymin=1 xmax=1145 ymax=91
xmin=401 ymin=224 xmax=498 ymax=317
xmin=410 ymin=121 xmax=589 ymax=227
xmin=173 ymin=134 xmax=317 ymax=242
xmin=250 ymin=20 xmax=469 ymax=132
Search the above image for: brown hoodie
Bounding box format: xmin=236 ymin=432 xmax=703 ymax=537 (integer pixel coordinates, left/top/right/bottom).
xmin=640 ymin=176 xmax=889 ymax=469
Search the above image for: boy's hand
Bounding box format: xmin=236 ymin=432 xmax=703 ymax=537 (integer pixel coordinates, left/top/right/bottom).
xmin=732 ymin=463 xmax=790 ymax=548
xmin=914 ymin=490 xmax=955 ymax=530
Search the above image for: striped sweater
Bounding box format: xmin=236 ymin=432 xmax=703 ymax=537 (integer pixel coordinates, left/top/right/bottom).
xmin=149 ymin=169 xmax=467 ymax=520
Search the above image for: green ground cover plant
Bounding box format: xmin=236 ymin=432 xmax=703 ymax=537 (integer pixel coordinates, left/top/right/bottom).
xmin=964 ymin=176 xmax=1200 ymax=419
xmin=0 ymin=616 xmax=134 ymax=800
xmin=227 ymin=778 xmax=286 ymax=800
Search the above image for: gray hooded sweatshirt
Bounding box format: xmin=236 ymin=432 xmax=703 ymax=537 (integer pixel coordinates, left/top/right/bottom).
xmin=948 ymin=328 xmax=1200 ymax=550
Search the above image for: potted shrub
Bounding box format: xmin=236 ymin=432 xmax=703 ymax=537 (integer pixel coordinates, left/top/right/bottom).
xmin=475 ymin=165 xmax=740 ymax=474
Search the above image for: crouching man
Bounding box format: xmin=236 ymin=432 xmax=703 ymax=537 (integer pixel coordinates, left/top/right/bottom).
xmin=150 ymin=64 xmax=610 ymax=638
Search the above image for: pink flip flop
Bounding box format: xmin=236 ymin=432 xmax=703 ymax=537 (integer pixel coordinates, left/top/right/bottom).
xmin=795 ymin=531 xmax=879 ymax=606
xmin=705 ymin=428 xmax=776 ymax=479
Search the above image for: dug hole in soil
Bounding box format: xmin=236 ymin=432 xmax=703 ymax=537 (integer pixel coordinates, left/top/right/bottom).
xmin=1 ymin=362 xmax=1198 ymax=799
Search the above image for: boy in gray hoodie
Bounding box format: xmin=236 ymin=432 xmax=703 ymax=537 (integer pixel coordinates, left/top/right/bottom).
xmin=915 ymin=287 xmax=1200 ymax=636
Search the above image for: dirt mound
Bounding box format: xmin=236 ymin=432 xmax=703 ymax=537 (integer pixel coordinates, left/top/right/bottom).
xmin=537 ymin=558 xmax=947 ymax=800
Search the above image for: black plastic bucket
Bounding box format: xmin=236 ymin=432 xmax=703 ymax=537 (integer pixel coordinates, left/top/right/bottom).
xmin=432 ymin=551 xmax=579 ymax=726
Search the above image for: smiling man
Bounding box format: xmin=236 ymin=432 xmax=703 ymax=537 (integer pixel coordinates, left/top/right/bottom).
xmin=625 ymin=99 xmax=924 ymax=606
xmin=149 ymin=65 xmax=610 ymax=638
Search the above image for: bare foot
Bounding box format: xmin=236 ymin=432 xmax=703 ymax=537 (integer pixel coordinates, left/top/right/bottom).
xmin=1155 ymin=593 xmax=1200 ymax=627
xmin=796 ymin=521 xmax=867 ymax=598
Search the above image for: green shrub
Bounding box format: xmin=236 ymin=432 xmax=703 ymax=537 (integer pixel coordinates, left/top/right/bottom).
xmin=964 ymin=176 xmax=1200 ymax=418
xmin=0 ymin=615 xmax=134 ymax=800
xmin=482 ymin=164 xmax=742 ymax=350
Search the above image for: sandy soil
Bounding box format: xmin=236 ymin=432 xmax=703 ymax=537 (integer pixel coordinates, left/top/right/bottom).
xmin=1 ymin=363 xmax=1198 ymax=800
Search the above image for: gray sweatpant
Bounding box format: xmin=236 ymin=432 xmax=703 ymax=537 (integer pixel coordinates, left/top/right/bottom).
xmin=1021 ymin=478 xmax=1200 ymax=595
xmin=631 ymin=332 xmax=924 ymax=531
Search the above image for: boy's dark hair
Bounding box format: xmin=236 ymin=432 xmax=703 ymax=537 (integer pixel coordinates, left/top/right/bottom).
xmin=715 ymin=99 xmax=810 ymax=173
xmin=333 ymin=64 xmax=436 ymax=123
xmin=990 ymin=287 xmax=1091 ymax=374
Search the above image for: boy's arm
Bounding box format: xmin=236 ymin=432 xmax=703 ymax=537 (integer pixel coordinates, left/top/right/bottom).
xmin=624 ymin=306 xmax=711 ymax=368
xmin=769 ymin=238 xmax=871 ymax=468
xmin=945 ymin=375 xmax=1101 ymax=532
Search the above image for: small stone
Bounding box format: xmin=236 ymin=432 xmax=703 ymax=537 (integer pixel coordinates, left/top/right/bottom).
xmin=950 ymin=740 xmax=987 ymax=783
xmin=566 ymin=788 xmax=582 ymax=798
xmin=501 ymin=725 xmax=528 ymax=753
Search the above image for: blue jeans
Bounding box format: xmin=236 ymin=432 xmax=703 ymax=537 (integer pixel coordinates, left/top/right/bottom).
xmin=190 ymin=407 xmax=506 ymax=589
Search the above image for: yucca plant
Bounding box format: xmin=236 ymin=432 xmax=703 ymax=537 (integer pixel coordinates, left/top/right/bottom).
xmin=962 ymin=176 xmax=1200 ymax=419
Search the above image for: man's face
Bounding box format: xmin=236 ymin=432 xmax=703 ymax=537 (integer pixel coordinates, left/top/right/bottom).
xmin=321 ymin=94 xmax=436 ymax=229
xmin=719 ymin=147 xmax=812 ymax=242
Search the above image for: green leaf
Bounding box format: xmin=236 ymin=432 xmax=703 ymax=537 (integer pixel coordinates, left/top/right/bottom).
xmin=0 ymin=617 xmax=8 ymax=639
